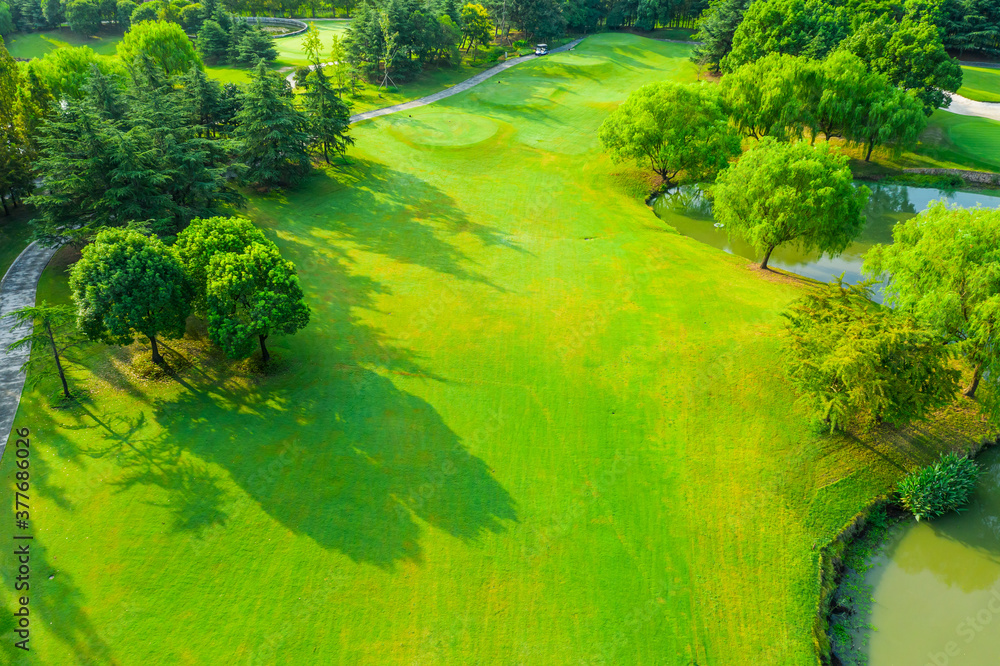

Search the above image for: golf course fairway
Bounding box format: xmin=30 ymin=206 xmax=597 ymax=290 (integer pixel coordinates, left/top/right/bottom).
xmin=1 ymin=33 xmax=988 ymax=664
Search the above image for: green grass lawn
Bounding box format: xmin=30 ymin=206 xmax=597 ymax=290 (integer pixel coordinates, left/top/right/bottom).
xmin=958 ymin=65 xmax=1000 ymax=102
xmin=1 ymin=34 xmax=991 ymax=665
xmin=841 ymin=109 xmax=1000 ymax=173
xmin=3 ymin=26 xmax=125 ymax=58
xmin=0 ymin=207 xmax=35 ymax=278
xmin=272 ymin=19 xmax=350 ymax=68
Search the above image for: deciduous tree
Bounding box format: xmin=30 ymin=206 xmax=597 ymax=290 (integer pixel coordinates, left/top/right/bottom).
xmin=720 ymin=52 xmax=816 ymax=140
xmin=175 ymin=215 xmax=269 ymax=312
xmin=841 ymin=15 xmax=962 ymax=113
xmin=70 ymin=228 xmax=193 ymax=364
xmin=722 ymin=0 xmax=847 ymax=71
xmin=783 ymin=278 xmax=958 ymax=432
xmin=598 ymin=81 xmax=741 ymax=187
xmin=205 ymin=241 xmax=310 ymax=363
xmin=117 ymin=19 xmax=204 ymax=74
xmin=864 ymin=203 xmax=1000 ymax=401
xmin=713 ymin=138 xmax=869 ymax=269
xmin=67 ymin=0 xmax=102 ymax=34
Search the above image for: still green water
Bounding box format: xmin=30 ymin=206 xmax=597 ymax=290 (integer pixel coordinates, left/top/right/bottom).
xmin=652 ymin=183 xmax=1000 ymax=289
xmin=861 ymin=447 xmax=1000 ymax=666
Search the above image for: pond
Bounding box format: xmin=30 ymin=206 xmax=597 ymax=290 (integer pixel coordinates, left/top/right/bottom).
xmin=652 ymin=184 xmax=1000 ymax=293
xmin=846 ymin=446 xmax=1000 ymax=666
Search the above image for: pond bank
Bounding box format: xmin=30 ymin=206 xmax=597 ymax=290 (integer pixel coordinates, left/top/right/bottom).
xmin=820 ymin=434 xmax=1000 ymax=666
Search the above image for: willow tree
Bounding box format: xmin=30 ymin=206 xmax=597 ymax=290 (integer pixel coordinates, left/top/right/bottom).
xmin=598 ymin=81 xmax=741 ymax=187
xmin=864 ymin=203 xmax=1000 ymax=400
xmin=713 ymin=138 xmax=869 ymax=270
xmin=783 ymin=278 xmax=958 ymax=432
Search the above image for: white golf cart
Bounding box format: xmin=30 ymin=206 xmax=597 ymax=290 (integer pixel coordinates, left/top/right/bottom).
xmin=535 ymin=44 xmax=549 ymax=55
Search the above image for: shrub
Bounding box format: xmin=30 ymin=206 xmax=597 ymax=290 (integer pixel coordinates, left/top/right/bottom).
xmin=897 ymin=452 xmax=980 ymax=521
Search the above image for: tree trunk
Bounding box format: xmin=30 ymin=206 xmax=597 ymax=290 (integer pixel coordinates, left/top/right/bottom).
xmin=964 ymin=361 xmax=984 ymax=399
xmin=324 ymin=141 xmax=330 ymax=164
xmin=865 ymin=137 xmax=876 ymax=162
xmin=760 ymin=244 xmax=776 ymax=270
xmin=149 ymin=335 xmax=163 ymax=364
xmin=46 ymin=321 xmax=71 ymax=400
xmin=259 ymin=334 xmax=270 ymax=363
xmin=0 ymin=193 xmax=8 ymax=216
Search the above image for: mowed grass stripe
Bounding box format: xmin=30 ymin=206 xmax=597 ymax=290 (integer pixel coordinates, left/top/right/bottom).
xmin=3 ymin=34 xmax=987 ymax=665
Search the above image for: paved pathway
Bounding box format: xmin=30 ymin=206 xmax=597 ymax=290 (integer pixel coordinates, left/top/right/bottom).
xmin=945 ymin=92 xmax=1000 ymax=121
xmin=0 ymin=242 xmax=59 ymax=458
xmin=349 ymin=38 xmax=585 ymax=124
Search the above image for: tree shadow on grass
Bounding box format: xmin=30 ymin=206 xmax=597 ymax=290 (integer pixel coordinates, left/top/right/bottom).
xmin=0 ymin=536 xmax=117 ymax=665
xmin=143 ymin=361 xmax=517 ymax=567
xmin=263 ymin=160 xmax=526 ymax=292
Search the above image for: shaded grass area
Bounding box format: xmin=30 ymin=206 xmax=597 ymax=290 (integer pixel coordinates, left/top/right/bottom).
xmin=3 ymin=26 xmax=125 ymax=58
xmin=958 ymin=65 xmax=1000 ymax=102
xmin=0 ymin=207 xmax=35 ymax=278
xmin=0 ymin=34 xmax=991 ymax=665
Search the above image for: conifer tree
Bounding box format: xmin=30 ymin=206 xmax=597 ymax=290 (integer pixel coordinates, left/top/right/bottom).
xmin=234 ymin=60 xmax=311 ymax=189
xmin=302 ymin=67 xmax=354 ymax=164
xmin=236 ymin=24 xmax=278 ymax=65
xmin=196 ymin=18 xmax=230 ymax=62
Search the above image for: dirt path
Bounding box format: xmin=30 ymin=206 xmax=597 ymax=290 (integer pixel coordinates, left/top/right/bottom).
xmin=0 ymin=241 xmax=59 ymax=458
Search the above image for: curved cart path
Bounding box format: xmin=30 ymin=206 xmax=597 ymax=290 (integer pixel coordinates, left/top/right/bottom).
xmin=345 ymin=38 xmax=585 ymax=124
xmin=0 ymin=242 xmax=59 ymax=458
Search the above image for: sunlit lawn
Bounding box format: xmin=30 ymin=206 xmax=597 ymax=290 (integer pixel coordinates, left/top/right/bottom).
xmin=3 ymin=34 xmax=993 ymax=665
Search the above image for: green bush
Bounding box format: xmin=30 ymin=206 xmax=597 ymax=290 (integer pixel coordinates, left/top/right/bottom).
xmin=897 ymin=452 xmax=980 ymax=521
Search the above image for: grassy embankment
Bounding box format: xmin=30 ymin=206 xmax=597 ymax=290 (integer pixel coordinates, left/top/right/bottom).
xmin=958 ymin=64 xmax=1000 ymax=102
xmin=1 ymin=34 xmax=994 ymax=664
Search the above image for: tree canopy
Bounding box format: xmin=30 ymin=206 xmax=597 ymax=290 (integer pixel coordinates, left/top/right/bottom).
xmin=713 ymin=138 xmax=869 ymax=269
xmin=841 ymin=15 xmax=962 ymax=113
xmin=720 ymin=52 xmax=814 ymax=140
xmin=27 ymin=62 xmax=244 ymax=243
xmin=864 ymin=203 xmax=1000 ymax=402
xmin=234 ymin=60 xmax=311 ymax=189
xmin=722 ymin=0 xmax=847 ymax=71
xmin=69 ymin=228 xmax=193 ymax=364
xmin=598 ymin=81 xmax=741 ymax=186
xmin=175 ymin=215 xmax=269 ymax=312
xmin=783 ymin=278 xmax=959 ymax=432
xmin=117 ymin=19 xmax=204 ymax=74
xmin=205 ymin=241 xmax=310 ymax=363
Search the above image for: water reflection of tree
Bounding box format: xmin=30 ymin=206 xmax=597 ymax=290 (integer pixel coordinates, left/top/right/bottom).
xmin=659 ymin=184 xmax=714 ymax=219
xmin=862 ymin=184 xmax=916 ymax=245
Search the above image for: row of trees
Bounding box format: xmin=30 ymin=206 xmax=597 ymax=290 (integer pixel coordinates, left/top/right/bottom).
xmin=721 ymin=51 xmax=927 ymax=161
xmin=197 ymin=12 xmax=281 ymax=64
xmin=1 ymin=21 xmax=352 ymax=229
xmin=8 ymin=217 xmax=310 ymax=400
xmin=693 ymin=0 xmax=962 ymax=116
